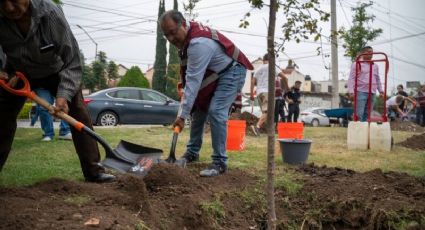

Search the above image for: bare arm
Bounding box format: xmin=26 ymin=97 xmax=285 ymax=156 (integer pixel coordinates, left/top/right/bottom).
xmin=404 ymin=97 xmax=417 ymax=114
xmin=278 ymin=72 xmax=289 ymax=91
xmin=250 ymin=77 xmax=257 ymax=100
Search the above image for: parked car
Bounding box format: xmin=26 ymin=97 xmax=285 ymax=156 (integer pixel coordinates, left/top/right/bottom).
xmin=84 ymin=87 xmax=179 ymax=126
xmin=300 ymin=107 xmax=330 ymax=127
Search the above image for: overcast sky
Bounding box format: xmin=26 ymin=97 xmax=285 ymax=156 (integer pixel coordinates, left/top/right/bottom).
xmin=63 ymin=0 xmax=425 ymax=92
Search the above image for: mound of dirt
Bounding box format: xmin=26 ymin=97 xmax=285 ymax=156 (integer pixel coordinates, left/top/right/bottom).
xmin=1 ymin=164 xmax=424 ymax=229
xmin=399 ymin=132 xmax=425 ymax=150
xmin=391 ymin=121 xmax=425 ymax=133
xmin=274 ymin=164 xmax=425 ymax=229
xmin=143 ymin=163 xmax=204 ymax=193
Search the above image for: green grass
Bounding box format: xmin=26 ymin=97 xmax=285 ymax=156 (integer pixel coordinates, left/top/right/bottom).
xmin=64 ymin=195 xmax=91 ymax=206
xmin=1 ymin=126 xmax=424 ymax=186
xmin=199 ymin=195 xmax=226 ymax=220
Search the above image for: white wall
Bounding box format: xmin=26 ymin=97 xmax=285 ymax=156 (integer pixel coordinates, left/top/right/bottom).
xmin=299 ymin=93 xmax=332 ymax=111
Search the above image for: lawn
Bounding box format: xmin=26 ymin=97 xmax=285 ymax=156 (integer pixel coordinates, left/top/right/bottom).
xmin=0 ymin=126 xmax=424 ymax=187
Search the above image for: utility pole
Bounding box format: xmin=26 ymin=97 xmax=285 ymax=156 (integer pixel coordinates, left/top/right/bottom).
xmin=77 ymin=25 xmax=98 ymax=62
xmin=331 ymin=0 xmax=339 ymax=108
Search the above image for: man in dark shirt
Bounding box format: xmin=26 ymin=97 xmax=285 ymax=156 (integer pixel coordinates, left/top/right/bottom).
xmin=285 ymin=80 xmax=302 ymax=122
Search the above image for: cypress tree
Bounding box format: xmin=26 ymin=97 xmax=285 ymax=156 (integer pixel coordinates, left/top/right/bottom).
xmin=165 ymin=0 xmax=180 ymax=100
xmin=152 ymin=0 xmax=167 ymax=93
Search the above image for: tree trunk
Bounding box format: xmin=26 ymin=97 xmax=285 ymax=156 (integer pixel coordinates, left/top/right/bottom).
xmin=266 ymin=0 xmax=277 ymax=229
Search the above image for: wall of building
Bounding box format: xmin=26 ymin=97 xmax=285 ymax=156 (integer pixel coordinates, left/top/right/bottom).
xmin=310 ymin=79 xmax=348 ymax=94
xmin=144 ymin=68 xmax=154 ymax=88
xmin=299 ymin=92 xmax=332 ymax=111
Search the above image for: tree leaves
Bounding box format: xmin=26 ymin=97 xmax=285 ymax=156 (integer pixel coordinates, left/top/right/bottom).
xmin=117 ymin=66 xmax=150 ymax=88
xmin=243 ymin=0 xmax=330 ymax=53
xmin=340 ymin=1 xmax=383 ymax=61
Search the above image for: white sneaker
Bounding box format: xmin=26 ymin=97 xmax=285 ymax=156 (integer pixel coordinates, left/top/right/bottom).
xmin=42 ymin=136 xmax=52 ymax=141
xmin=58 ymin=133 xmax=72 ymax=140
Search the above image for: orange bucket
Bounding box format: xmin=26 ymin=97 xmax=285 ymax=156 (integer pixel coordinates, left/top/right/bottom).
xmin=226 ymin=120 xmax=246 ymax=151
xmin=278 ymin=122 xmax=304 ymax=139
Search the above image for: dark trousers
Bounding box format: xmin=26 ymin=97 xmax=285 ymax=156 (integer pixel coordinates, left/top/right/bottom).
xmin=0 ymin=75 xmax=104 ymax=178
xmin=419 ymin=107 xmax=425 ymax=127
xmin=274 ymin=99 xmax=286 ymax=123
xmin=287 ymin=103 xmax=300 ymax=122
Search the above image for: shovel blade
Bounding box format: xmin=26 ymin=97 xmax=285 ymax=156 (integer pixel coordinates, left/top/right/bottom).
xmin=100 ymin=140 xmax=163 ymax=176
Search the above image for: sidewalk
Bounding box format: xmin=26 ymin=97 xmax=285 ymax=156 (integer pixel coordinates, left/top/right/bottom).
xmin=17 ymin=119 xmax=161 ymax=129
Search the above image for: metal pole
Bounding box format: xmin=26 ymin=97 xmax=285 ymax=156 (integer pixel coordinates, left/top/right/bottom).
xmin=77 ymin=24 xmax=98 ymax=61
xmin=331 ymin=0 xmax=339 ymax=108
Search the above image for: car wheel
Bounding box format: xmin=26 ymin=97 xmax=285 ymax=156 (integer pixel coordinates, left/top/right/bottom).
xmin=98 ymin=111 xmax=118 ymax=126
xmin=311 ymin=119 xmax=320 ymax=127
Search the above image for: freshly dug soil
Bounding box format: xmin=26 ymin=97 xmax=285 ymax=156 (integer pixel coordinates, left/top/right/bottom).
xmin=390 ymin=121 xmax=425 ymax=133
xmin=399 ymin=132 xmax=425 ymax=150
xmin=1 ymin=163 xmax=424 ymax=229
xmin=277 ymin=164 xmax=425 ymax=229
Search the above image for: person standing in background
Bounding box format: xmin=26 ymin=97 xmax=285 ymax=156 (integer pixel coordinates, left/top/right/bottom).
xmin=415 ymin=85 xmax=425 ymax=127
xmin=250 ymin=54 xmax=289 ymax=136
xmin=285 ymin=80 xmax=302 ymax=122
xmin=33 ymin=88 xmax=72 ymax=141
xmin=347 ymin=46 xmax=384 ymax=122
xmin=396 ymin=84 xmax=409 ymax=119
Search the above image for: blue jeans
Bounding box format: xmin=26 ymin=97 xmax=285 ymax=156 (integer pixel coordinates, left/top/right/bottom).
xmin=34 ymin=88 xmax=71 ymax=137
xmin=355 ymin=91 xmax=376 ymax=122
xmin=30 ymin=104 xmax=39 ymax=126
xmin=185 ymin=64 xmax=246 ymax=166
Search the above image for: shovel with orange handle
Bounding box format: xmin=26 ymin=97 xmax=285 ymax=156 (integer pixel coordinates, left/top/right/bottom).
xmin=0 ymin=72 xmax=163 ymax=176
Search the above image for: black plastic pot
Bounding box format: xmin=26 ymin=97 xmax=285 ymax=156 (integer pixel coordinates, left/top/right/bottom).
xmin=278 ymin=139 xmax=312 ymax=165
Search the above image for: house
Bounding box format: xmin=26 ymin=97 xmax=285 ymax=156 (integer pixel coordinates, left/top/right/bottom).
xmin=144 ymin=66 xmax=154 ymax=87
xmin=107 ymin=64 xmax=129 ymax=88
xmin=117 ymin=64 xmax=128 ymax=76
xmin=406 ymin=81 xmax=422 ymax=94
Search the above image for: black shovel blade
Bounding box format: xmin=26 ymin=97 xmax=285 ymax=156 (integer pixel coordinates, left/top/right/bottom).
xmin=100 ymin=140 xmax=163 ymax=176
xmin=101 ymin=157 xmax=157 ymax=176
xmin=114 ymin=140 xmax=163 ymax=163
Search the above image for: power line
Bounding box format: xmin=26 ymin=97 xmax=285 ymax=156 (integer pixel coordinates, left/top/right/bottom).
xmin=371 ymin=31 xmax=425 ymax=45
xmin=196 ymin=0 xmax=247 ymax=11
xmin=78 ymin=31 xmax=155 ymax=44
xmin=372 ymin=2 xmax=425 ymax=31
xmin=64 ymin=0 xmax=157 ymax=19
xmin=71 ymin=21 xmax=154 ymax=37
xmin=389 ymin=56 xmax=425 ymax=70
xmin=63 ymin=2 xmax=156 ymax=22
xmin=338 ymin=0 xmax=351 ymax=26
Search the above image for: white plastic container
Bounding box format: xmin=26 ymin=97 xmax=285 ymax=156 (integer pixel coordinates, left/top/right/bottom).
xmin=369 ymin=122 xmax=392 ymax=151
xmin=347 ymin=121 xmax=369 ymax=150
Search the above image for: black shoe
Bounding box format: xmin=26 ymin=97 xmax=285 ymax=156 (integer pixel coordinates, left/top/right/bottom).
xmin=180 ymin=152 xmax=199 ymax=163
xmin=200 ymin=163 xmax=227 ymax=177
xmin=86 ymin=173 xmax=116 ymax=183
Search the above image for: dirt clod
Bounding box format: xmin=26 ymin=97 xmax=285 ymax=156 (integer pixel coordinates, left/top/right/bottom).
xmin=399 ymin=132 xmax=425 ymax=150
xmin=391 ymin=121 xmax=425 ymax=132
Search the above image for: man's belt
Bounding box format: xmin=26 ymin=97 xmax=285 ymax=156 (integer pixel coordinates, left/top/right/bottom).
xmin=218 ymin=60 xmax=238 ymax=75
